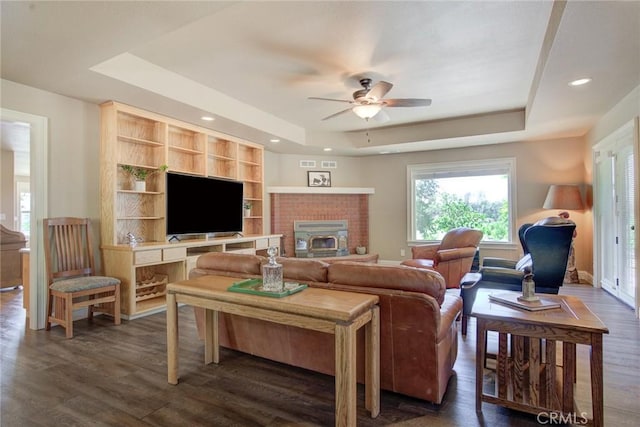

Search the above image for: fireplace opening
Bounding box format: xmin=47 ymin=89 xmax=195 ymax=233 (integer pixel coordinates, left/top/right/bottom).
xmin=294 ymin=220 xmax=348 ymax=258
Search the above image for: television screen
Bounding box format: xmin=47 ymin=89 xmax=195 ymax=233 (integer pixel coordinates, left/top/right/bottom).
xmin=166 ymin=172 xmax=244 ymax=237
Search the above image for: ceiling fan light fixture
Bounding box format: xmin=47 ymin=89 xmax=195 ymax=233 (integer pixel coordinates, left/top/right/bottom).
xmin=352 ymin=104 xmax=382 ymax=120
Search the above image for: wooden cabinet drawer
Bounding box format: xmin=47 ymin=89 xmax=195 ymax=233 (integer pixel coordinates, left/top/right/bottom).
xmin=268 ymin=237 xmax=280 ymax=247
xmin=255 ymin=238 xmax=268 ymax=250
xmin=163 ymin=247 xmax=186 ymax=261
xmin=228 ymin=248 xmax=256 ymax=255
xmin=134 ymin=250 xmax=162 ymax=265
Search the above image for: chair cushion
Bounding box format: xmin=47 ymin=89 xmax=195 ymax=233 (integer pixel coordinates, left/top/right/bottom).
xmin=50 ymin=276 xmax=120 ymax=293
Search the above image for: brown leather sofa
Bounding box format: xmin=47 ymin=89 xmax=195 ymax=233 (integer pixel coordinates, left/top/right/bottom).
xmin=401 ymin=227 xmax=483 ymax=288
xmin=189 ymin=252 xmax=463 ymax=404
xmin=0 ymin=225 xmax=27 ymax=290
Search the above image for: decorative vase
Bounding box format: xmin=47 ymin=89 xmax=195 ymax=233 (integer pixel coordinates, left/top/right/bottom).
xmin=356 ymin=246 xmax=367 ymax=255
xmin=134 ymin=180 xmax=146 ymax=192
xmin=518 ymin=266 xmax=539 ymax=302
xmin=262 ymin=247 xmax=283 ymax=292
xmin=244 ymin=208 xmax=251 ymax=217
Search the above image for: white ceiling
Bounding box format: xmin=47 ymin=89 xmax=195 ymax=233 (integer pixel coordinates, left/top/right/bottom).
xmin=1 ymin=1 xmax=639 ymax=157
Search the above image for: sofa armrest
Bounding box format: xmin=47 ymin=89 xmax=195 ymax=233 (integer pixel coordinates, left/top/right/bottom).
xmin=438 ymin=292 xmax=463 ymax=342
xmin=436 ymin=246 xmax=477 ymax=262
xmin=482 ymin=257 xmax=518 ymax=269
xmin=478 ymin=266 xmax=524 ymax=285
xmin=411 ymin=244 xmax=440 ymax=260
xmin=195 ymin=252 xmax=264 ymax=275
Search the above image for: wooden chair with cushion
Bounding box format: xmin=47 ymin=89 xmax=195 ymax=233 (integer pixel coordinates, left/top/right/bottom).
xmin=43 ymin=217 xmax=121 ymax=338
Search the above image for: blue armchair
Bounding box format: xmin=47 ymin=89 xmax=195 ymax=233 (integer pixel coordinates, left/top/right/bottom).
xmin=460 ymin=217 xmax=576 ymax=335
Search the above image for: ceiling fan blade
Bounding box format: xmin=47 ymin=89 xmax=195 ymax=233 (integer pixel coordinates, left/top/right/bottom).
xmin=321 ymin=108 xmax=353 ymax=121
xmin=384 ymin=98 xmax=432 ymax=107
xmin=308 ymin=97 xmax=352 ymax=103
xmin=366 ymin=81 xmax=393 ymax=100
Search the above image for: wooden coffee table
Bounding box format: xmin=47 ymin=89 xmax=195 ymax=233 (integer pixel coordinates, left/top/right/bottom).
xmin=472 ymin=291 xmax=609 ymax=427
xmin=166 ymin=275 xmax=380 ymax=427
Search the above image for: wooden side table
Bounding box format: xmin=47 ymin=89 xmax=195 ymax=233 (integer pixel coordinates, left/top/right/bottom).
xmin=166 ymin=275 xmax=380 ymax=427
xmin=472 ymin=291 xmax=609 ymax=427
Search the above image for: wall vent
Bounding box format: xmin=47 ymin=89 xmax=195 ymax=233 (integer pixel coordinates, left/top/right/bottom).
xmin=321 ymin=160 xmax=337 ymax=169
xmin=299 ymin=160 xmax=316 ymax=168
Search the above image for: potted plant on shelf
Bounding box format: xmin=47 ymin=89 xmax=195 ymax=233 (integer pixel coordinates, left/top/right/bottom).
xmin=243 ymin=201 xmax=252 ymax=217
xmin=121 ymin=164 xmax=168 ymax=192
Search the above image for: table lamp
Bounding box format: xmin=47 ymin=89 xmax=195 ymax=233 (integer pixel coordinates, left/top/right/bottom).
xmin=543 ymin=184 xmax=584 ymax=283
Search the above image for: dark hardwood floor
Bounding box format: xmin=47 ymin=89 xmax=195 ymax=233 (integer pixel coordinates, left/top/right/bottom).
xmin=1 ymin=284 xmax=638 ymax=426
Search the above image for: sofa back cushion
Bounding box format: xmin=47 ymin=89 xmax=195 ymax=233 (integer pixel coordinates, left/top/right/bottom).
xmin=195 ymin=252 xmax=264 ymax=275
xmin=327 ymin=262 xmax=446 ymax=305
xmin=275 ymin=257 xmax=329 ymax=283
xmin=440 ymin=227 xmax=484 ymax=250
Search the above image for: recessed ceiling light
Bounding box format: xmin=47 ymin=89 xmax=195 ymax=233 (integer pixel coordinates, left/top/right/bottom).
xmin=201 ymin=116 xmax=215 ymax=121
xmin=323 ymin=148 xmax=332 ymax=152
xmin=568 ymin=78 xmax=592 ymax=87
xmin=269 ymin=138 xmax=280 ymax=143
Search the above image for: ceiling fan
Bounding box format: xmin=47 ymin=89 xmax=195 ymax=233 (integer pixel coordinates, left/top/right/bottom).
xmin=309 ymin=78 xmax=432 ymax=121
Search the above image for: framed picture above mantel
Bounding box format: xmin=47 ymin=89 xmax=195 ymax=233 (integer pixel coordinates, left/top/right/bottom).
xmin=307 ymin=171 xmax=331 ymax=187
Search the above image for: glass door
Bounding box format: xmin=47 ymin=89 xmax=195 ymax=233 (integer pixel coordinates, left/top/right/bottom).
xmin=615 ymin=143 xmax=636 ymax=306
xmin=594 ymin=119 xmax=638 ymax=313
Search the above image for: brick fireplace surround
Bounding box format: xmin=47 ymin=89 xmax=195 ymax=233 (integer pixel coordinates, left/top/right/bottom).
xmin=270 ymin=192 xmax=370 ymax=258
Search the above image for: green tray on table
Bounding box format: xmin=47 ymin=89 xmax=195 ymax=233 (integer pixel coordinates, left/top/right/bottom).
xmin=227 ymin=278 xmax=307 ymax=298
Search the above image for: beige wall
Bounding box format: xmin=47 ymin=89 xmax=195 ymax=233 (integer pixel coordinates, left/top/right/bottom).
xmin=8 ymin=77 xmax=637 ymax=279
xmin=1 ymin=79 xmax=101 ymax=219
xmin=1 ymin=79 xmax=102 ymax=265
xmin=268 ymin=137 xmax=589 ymax=272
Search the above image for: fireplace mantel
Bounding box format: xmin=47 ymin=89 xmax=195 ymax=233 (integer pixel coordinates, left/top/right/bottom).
xmin=267 ymin=186 xmax=375 ymax=194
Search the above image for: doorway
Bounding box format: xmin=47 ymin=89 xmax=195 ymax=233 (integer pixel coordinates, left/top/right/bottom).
xmin=593 ymin=118 xmax=639 ymax=317
xmin=0 ymin=108 xmax=48 ymax=329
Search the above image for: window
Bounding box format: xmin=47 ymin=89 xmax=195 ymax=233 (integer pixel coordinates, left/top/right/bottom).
xmin=407 ymin=158 xmax=516 ymax=243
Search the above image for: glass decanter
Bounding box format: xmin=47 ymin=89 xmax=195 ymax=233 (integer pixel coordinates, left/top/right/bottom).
xmin=262 ymin=246 xmax=283 ymax=292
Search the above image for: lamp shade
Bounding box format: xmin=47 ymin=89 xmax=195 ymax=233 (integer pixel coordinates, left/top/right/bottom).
xmin=543 ymin=184 xmax=584 ymax=210
xmin=352 ymin=104 xmax=382 ymax=120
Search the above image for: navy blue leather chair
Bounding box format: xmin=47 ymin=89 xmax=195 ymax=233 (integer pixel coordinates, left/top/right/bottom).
xmin=460 ymin=217 xmax=576 ymax=335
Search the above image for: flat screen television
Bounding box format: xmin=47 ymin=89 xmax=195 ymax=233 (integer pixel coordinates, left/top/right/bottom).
xmin=166 ymin=172 xmax=244 ymax=238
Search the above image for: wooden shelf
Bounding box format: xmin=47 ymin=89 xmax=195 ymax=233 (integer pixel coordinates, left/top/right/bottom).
xmin=101 ymin=101 xmax=266 ymax=319
xmin=118 ymin=134 xmax=163 ymax=147
xmin=117 ymin=190 xmax=162 ymax=195
xmin=169 ymin=145 xmax=203 ymax=155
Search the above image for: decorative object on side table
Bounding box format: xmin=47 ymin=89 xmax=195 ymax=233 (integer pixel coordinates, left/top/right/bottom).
xmin=262 ymin=246 xmax=283 ymax=292
xmin=356 ymin=245 xmax=367 ymax=255
xmin=518 ymin=266 xmax=538 ymax=302
xmin=543 ymin=184 xmax=584 ymax=283
xmin=227 ymin=278 xmax=307 ymax=298
xmin=488 ymin=291 xmax=561 ymax=312
xmin=307 ymin=171 xmax=331 ymax=187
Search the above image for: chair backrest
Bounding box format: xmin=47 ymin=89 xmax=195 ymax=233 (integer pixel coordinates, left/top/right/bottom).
xmin=518 ymin=223 xmax=533 ymax=254
xmin=43 ymin=217 xmax=96 ymax=283
xmin=439 ymin=227 xmax=483 ymax=250
xmin=522 ymin=218 xmax=576 ymax=288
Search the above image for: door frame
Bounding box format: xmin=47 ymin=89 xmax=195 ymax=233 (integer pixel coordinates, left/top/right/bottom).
xmin=1 ymin=108 xmax=48 ymax=329
xmin=593 ymin=117 xmax=639 ymax=317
